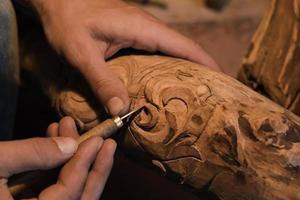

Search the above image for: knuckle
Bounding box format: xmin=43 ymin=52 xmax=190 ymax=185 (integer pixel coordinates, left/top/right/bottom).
xmin=32 ymin=138 xmax=62 ymax=169
xmin=32 ymin=139 xmax=51 ymax=168
xmin=93 ymin=159 xmax=113 ymax=175
xmin=59 ymin=33 xmax=95 ymax=71
xmin=56 ymin=182 xmax=77 ymax=200
xmin=94 ymin=77 xmax=114 ymax=93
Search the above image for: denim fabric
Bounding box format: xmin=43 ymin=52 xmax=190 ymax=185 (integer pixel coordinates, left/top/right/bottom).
xmin=0 ymin=0 xmax=19 ymax=140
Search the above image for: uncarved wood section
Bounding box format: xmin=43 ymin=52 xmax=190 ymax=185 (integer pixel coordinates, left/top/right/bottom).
xmin=238 ymin=0 xmax=300 ymax=115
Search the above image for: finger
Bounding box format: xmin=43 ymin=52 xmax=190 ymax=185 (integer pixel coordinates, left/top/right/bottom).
xmin=131 ymin=20 xmax=220 ymax=71
xmin=58 ymin=116 xmax=80 ymax=139
xmin=47 ymin=122 xmax=59 ymax=137
xmin=84 ymin=56 xmax=130 ymax=116
xmin=81 ymin=139 xmax=117 ymax=200
xmin=0 ymin=137 xmax=78 ymax=178
xmin=62 ymin=35 xmax=130 ymax=116
xmin=39 ymin=137 xmax=103 ymax=200
xmin=0 ymin=179 xmax=13 ymax=200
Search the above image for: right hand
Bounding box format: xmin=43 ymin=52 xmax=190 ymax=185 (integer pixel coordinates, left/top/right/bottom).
xmin=0 ymin=117 xmax=116 ymax=199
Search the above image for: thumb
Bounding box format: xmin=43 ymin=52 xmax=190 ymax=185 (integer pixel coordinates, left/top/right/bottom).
xmin=0 ymin=137 xmax=78 ymax=178
xmin=82 ymin=57 xmax=130 ymax=116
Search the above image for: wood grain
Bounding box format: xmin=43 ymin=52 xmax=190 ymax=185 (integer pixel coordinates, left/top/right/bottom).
xmin=239 ymin=0 xmax=300 ymax=116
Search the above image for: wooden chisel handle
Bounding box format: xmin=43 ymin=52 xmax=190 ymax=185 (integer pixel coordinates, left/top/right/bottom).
xmin=77 ymin=117 xmax=123 ymax=145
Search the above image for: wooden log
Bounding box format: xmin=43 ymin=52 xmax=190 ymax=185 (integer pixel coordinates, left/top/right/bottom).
xmin=107 ymin=56 xmax=300 ymax=200
xmin=21 ymin=49 xmax=300 ymax=199
xmin=238 ymin=0 xmax=300 ymax=116
xmin=17 ymin=1 xmax=300 ymax=197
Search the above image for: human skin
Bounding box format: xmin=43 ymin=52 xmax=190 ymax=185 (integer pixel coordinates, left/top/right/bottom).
xmin=0 ymin=117 xmax=116 ymax=199
xmin=27 ymin=0 xmax=219 ymax=116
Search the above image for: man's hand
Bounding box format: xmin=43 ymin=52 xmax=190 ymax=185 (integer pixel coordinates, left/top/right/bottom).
xmin=0 ymin=117 xmax=116 ymax=199
xmin=29 ymin=0 xmax=220 ymax=116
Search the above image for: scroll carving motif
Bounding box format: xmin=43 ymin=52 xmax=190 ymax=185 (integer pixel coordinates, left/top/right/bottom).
xmin=53 ymin=55 xmax=300 ymax=200
xmin=239 ymin=0 xmax=300 ymax=115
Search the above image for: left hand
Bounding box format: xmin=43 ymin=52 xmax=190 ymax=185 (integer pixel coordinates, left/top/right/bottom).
xmin=29 ymin=0 xmax=220 ymax=116
xmin=42 ymin=117 xmax=117 ymax=200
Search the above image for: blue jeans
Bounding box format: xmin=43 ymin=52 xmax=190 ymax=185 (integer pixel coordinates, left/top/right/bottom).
xmin=0 ymin=0 xmax=19 ymax=140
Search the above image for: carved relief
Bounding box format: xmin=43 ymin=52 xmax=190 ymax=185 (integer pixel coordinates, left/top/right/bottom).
xmin=17 ymin=0 xmax=300 ymax=198
xmin=53 ymin=55 xmax=300 ymax=200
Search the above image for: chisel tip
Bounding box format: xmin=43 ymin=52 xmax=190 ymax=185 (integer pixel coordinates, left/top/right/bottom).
xmin=120 ymin=105 xmax=144 ymax=121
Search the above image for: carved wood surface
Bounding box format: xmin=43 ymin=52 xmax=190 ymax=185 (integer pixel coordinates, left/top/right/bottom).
xmin=16 ymin=0 xmax=300 ymax=197
xmin=43 ymin=55 xmax=300 ymax=200
xmin=238 ymin=0 xmax=300 ymax=116
xmin=19 ymin=19 xmax=300 ymax=198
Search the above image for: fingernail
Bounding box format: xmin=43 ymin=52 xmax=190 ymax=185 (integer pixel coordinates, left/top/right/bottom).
xmin=0 ymin=179 xmax=7 ymax=184
xmin=53 ymin=137 xmax=78 ymax=155
xmin=105 ymin=97 xmax=125 ymax=116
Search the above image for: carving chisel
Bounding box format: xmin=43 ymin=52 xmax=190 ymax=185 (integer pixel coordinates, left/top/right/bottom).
xmin=77 ymin=106 xmax=144 ymax=144
xmin=9 ymin=106 xmax=144 ymax=196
